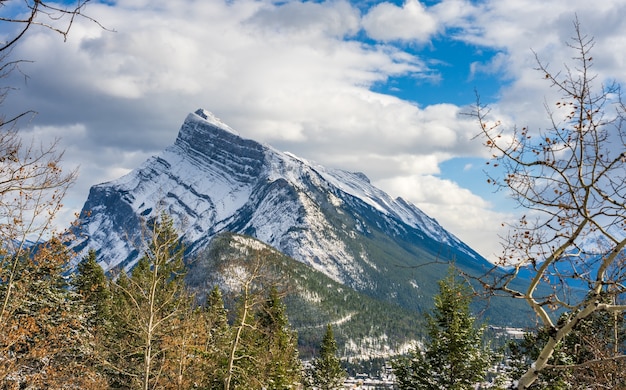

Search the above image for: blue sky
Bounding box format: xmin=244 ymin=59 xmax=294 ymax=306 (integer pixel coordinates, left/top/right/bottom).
xmin=2 ymin=0 xmax=626 ymax=260
xmin=371 ymin=39 xmax=505 ymax=106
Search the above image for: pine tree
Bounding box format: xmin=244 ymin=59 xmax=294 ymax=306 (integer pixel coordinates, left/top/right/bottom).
xmin=308 ymin=324 xmax=345 ymax=390
xmin=71 ymin=249 xmax=114 ymax=384
xmin=393 ymin=270 xmax=492 ymax=390
xmin=199 ymin=285 xmax=231 ymax=389
xmin=206 ymin=285 xmax=230 ymax=349
xmin=0 ymin=237 xmax=106 ymax=388
xmin=72 ymin=249 xmax=111 ymax=328
xmin=257 ymin=286 xmax=302 ymax=389
xmin=105 ymin=270 xmax=137 ymax=388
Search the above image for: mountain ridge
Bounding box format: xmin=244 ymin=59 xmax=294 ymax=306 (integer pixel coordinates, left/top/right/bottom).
xmin=70 ymin=108 xmax=522 ymax=321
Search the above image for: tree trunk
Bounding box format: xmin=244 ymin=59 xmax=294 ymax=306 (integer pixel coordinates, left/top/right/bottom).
xmin=224 ymin=283 xmax=251 ymax=390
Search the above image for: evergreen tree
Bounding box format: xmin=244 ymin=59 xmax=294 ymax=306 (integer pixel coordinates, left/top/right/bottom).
xmin=0 ymin=237 xmax=106 ymax=388
xmin=393 ymin=270 xmax=492 ymax=390
xmin=257 ymin=286 xmax=302 ymax=389
xmin=72 ymin=249 xmax=111 ymax=328
xmin=199 ymin=285 xmax=231 ymax=389
xmin=106 ymin=270 xmax=137 ymax=388
xmin=206 ymin=285 xmax=230 ymax=348
xmin=71 ymin=249 xmax=114 ymax=384
xmin=308 ymin=324 xmax=345 ymax=390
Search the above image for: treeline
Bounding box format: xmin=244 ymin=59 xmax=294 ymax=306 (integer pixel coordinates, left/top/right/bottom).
xmin=0 ymin=214 xmax=344 ymax=389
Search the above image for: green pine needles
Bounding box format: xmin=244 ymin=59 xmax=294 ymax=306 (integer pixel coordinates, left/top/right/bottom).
xmin=308 ymin=324 xmax=346 ymax=390
xmin=393 ymin=269 xmax=493 ymax=390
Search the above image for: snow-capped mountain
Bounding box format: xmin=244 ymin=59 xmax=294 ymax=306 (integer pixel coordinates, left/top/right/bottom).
xmin=71 ymin=109 xmax=495 ymax=313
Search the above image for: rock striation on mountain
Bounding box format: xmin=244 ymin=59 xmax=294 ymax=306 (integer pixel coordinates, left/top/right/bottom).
xmin=71 ymin=109 xmax=494 ymax=312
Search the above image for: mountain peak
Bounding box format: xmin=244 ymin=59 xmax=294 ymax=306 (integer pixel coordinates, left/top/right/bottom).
xmin=71 ymin=109 xmax=492 ymax=313
xmin=191 ymin=108 xmax=239 ymax=136
xmin=173 ymin=110 xmax=265 ymax=184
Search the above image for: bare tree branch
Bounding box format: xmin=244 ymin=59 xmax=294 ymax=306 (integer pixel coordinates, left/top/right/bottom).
xmin=471 ymin=18 xmax=626 ymax=389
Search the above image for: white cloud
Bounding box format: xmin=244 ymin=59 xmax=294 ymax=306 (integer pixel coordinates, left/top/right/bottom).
xmin=470 ymin=52 xmax=509 ymax=79
xmin=1 ymin=0 xmax=449 ymax=207
xmin=362 ymin=0 xmax=439 ymax=42
xmin=247 ymin=0 xmax=360 ymax=38
xmin=3 ymin=0 xmax=626 ymax=261
xmin=375 ymin=174 xmax=512 ymax=261
xmin=452 ymin=0 xmax=626 ymax=126
xmin=0 ymin=0 xmax=507 ymax=258
xmin=430 ymin=0 xmax=476 ymax=26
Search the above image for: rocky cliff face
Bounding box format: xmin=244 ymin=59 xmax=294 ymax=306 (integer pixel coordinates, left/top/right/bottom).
xmin=71 ymin=109 xmax=492 ymax=309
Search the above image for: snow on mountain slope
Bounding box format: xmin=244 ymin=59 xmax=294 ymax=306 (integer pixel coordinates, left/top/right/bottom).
xmin=71 ymin=109 xmax=488 ymax=291
xmin=309 ymin=162 xmax=472 ymax=254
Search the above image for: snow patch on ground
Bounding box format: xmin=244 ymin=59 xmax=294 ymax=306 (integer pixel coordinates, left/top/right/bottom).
xmin=299 ymin=289 xmax=322 ymax=303
xmin=330 ymin=312 xmax=356 ymax=326
xmin=218 ymin=264 xmax=250 ymax=293
xmin=231 ymin=235 xmax=269 ymax=252
xmin=343 ymin=334 xmax=420 ymax=359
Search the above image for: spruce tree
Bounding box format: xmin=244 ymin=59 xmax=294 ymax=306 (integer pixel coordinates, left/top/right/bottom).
xmin=393 ymin=270 xmax=492 ymax=390
xmin=0 ymin=237 xmax=106 ymax=388
xmin=206 ymin=285 xmax=230 ymax=348
xmin=309 ymin=324 xmax=345 ymax=390
xmin=198 ymin=285 xmax=231 ymax=389
xmin=257 ymin=286 xmax=302 ymax=389
xmin=72 ymin=249 xmax=111 ymax=328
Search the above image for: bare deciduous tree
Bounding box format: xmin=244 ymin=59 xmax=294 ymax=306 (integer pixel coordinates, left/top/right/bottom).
xmin=473 ymin=19 xmax=626 ymax=389
xmin=108 ymin=213 xmax=189 ymax=390
xmin=223 ymin=251 xmax=274 ymax=390
xmin=0 ymin=0 xmax=107 ymax=325
xmin=0 ymin=0 xmax=105 ymax=53
xmin=0 ymin=128 xmax=78 ymax=324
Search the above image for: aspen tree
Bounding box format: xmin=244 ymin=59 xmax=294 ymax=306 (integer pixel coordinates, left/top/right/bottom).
xmin=473 ymin=20 xmax=626 ymax=389
xmin=108 ymin=213 xmax=187 ymax=390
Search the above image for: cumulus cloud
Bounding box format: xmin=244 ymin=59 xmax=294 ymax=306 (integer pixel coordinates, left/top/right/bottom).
xmin=2 ymin=0 xmax=626 ymax=260
xmin=247 ymin=0 xmax=360 ymax=38
xmin=454 ymin=0 xmax=626 ymax=126
xmin=362 ymin=0 xmax=439 ymax=42
xmin=375 ymin=174 xmax=512 ymax=261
